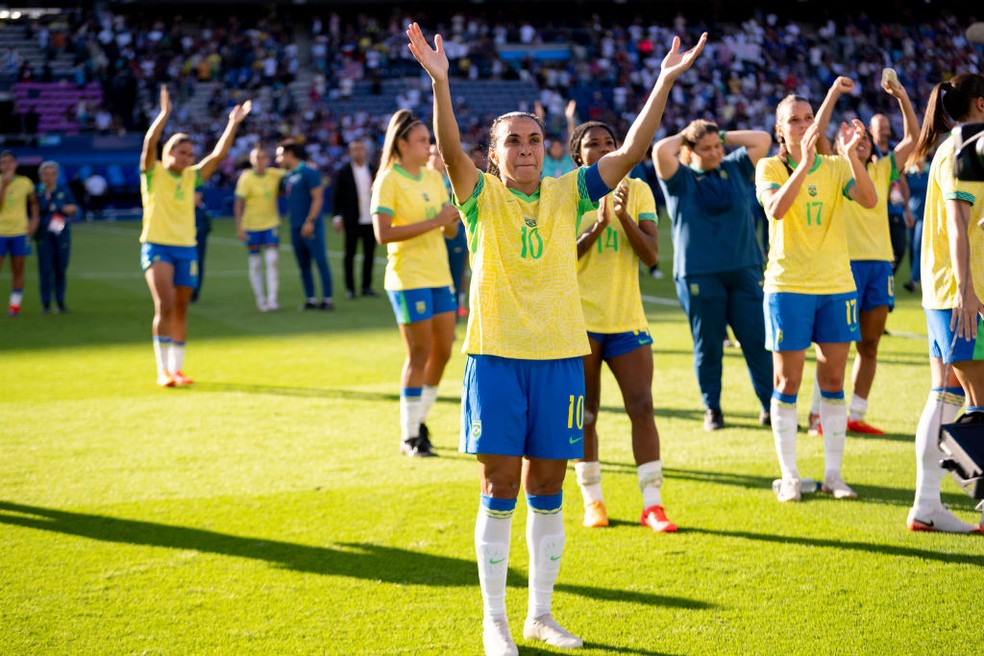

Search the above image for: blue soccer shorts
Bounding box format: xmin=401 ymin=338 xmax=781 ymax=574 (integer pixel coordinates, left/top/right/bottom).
xmin=387 ymin=286 xmax=456 ymax=324
xmin=140 ymin=243 xmax=199 ymax=289
xmin=764 ymin=290 xmax=860 ymax=351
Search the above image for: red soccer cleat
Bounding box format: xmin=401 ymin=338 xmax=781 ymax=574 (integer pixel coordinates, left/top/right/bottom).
xmin=640 ymin=504 xmax=677 ymax=533
xmin=847 ymin=419 xmax=885 ymax=435
xmin=170 ymin=371 xmax=194 ymax=386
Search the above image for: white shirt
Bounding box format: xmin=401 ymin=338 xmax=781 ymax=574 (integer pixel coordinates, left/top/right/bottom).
xmin=353 ymin=163 xmax=372 ymax=225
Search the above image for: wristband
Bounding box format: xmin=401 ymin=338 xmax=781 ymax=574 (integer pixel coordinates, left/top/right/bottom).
xmin=719 ymin=130 xmax=727 ymax=144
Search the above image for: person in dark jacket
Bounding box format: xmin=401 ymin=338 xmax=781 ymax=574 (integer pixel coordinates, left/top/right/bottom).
xmin=332 ymin=140 xmax=377 ymax=299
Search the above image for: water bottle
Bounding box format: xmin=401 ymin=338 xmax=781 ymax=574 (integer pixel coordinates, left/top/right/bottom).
xmin=771 ymin=477 xmax=819 ymax=494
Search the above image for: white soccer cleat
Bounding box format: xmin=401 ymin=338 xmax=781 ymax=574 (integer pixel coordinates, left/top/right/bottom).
xmin=775 ymin=477 xmax=801 ymax=503
xmin=523 ymin=614 xmax=583 ymax=649
xmin=483 ymin=617 xmax=518 ymax=656
xmin=821 ymin=476 xmax=858 ymax=499
xmin=907 ymin=505 xmax=982 ymax=534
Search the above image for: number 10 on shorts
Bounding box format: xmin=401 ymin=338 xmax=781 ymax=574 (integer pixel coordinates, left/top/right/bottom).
xmin=568 ymin=395 xmax=584 ymax=429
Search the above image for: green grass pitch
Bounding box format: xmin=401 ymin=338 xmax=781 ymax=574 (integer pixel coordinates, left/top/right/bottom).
xmin=1 ymin=217 xmax=981 ymax=655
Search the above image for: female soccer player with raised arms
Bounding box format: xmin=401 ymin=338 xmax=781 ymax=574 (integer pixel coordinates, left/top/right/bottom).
xmin=755 ymin=97 xmax=877 ymax=503
xmin=904 ymin=73 xmax=984 ymax=534
xmin=140 ymin=85 xmax=250 ymax=386
xmin=568 ymin=120 xmax=676 ymax=534
xmin=407 ymin=22 xmax=705 ymax=656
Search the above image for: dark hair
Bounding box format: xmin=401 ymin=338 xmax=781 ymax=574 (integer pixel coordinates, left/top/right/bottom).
xmin=0 ymin=150 xmax=15 ymax=160
xmin=908 ymin=73 xmax=984 ymax=169
xmin=277 ymin=139 xmax=307 ymax=161
xmin=568 ymin=121 xmax=618 ymax=166
xmin=486 ymin=111 xmax=544 ymax=178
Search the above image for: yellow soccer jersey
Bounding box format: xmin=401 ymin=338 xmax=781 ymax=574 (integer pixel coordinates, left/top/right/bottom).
xmin=139 ymin=161 xmax=201 ymax=246
xmin=844 ymin=155 xmax=896 ymax=261
xmin=235 ymin=168 xmax=285 ymax=231
xmin=0 ymin=176 xmax=34 ymax=236
xmin=755 ymin=154 xmax=857 ymax=294
xmin=920 ymin=135 xmax=984 ymax=310
xmin=456 ymin=169 xmax=597 ymax=360
xmin=577 ymin=177 xmax=656 ymax=332
xmin=370 ymin=164 xmax=453 ymax=291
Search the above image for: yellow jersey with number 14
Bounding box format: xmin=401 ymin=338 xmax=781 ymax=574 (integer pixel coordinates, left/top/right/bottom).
xmin=577 ymin=177 xmax=656 ymax=333
xmin=921 ymin=135 xmax=984 ymax=310
xmin=756 ymin=153 xmax=857 ymax=294
xmin=371 ymin=164 xmax=452 ymax=291
xmin=235 ymin=168 xmax=285 ymax=232
xmin=456 ymin=168 xmax=596 ymax=360
xmin=139 ymin=161 xmax=201 ymax=246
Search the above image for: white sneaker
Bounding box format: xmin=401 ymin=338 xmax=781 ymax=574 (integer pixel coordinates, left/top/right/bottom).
xmin=776 ymin=477 xmax=801 ymax=503
xmin=821 ymin=476 xmax=858 ymax=499
xmin=523 ymin=614 xmax=582 ymax=649
xmin=257 ymin=301 xmax=269 ymax=312
xmin=483 ymin=618 xmax=518 ymax=656
xmin=267 ymin=300 xmax=279 ymax=311
xmin=907 ymin=505 xmax=982 ymax=534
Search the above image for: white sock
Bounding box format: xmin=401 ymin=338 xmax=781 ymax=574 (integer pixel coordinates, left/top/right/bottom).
xmin=526 ymin=494 xmax=564 ymax=620
xmin=248 ymin=254 xmax=265 ymax=305
xmin=914 ymin=388 xmax=964 ymax=509
xmin=849 ymin=393 xmax=868 ymax=422
xmin=476 ymin=496 xmax=514 ymax=621
xmin=574 ymin=461 xmax=603 ymax=505
xmin=153 ymin=337 xmax=171 ymax=375
xmin=9 ymin=289 xmax=22 ymax=309
xmin=264 ymin=247 xmax=279 ymax=305
xmin=420 ymin=384 xmax=439 ymax=422
xmin=771 ymin=396 xmax=799 ymax=479
xmin=167 ymin=342 xmax=185 ymax=374
xmin=810 ymin=378 xmax=821 ymax=415
xmin=400 ymin=390 xmax=422 ymax=440
xmin=637 ymin=460 xmax=663 ymax=508
xmin=820 ymin=392 xmax=847 ymax=480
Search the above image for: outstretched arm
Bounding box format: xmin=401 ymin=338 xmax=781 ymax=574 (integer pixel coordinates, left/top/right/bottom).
xmin=141 ymin=85 xmax=171 ymax=173
xmin=198 ymin=101 xmax=252 ymax=180
xmin=814 ymin=76 xmax=854 ymax=156
xmin=407 ymin=23 xmax=478 ymax=203
xmin=596 ymin=33 xmax=707 ymax=188
xmin=888 ymin=79 xmax=920 ymax=167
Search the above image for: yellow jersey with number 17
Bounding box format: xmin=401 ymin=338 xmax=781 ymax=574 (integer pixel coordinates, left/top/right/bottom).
xmin=139 ymin=161 xmax=201 ymax=246
xmin=371 ymin=164 xmax=453 ymax=291
xmin=455 ymin=168 xmax=596 ymax=360
xmin=234 ymin=168 xmax=285 ymax=231
xmin=844 ymin=154 xmax=896 ymax=262
xmin=577 ymin=177 xmax=656 ymax=332
xmin=921 ymin=134 xmax=984 ymax=310
xmin=756 ymin=153 xmax=857 ymax=294
xmin=0 ymin=175 xmax=34 ymax=236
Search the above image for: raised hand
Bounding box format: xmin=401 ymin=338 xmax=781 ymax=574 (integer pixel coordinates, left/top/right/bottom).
xmin=799 ymin=121 xmax=820 ymax=163
xmin=659 ymin=32 xmax=708 ymax=81
xmin=406 ymin=22 xmax=448 ymax=82
xmin=830 ymin=76 xmax=855 ymax=96
xmin=840 ymin=119 xmax=867 ymax=156
xmin=229 ymin=100 xmax=252 ymax=125
xmin=564 ymin=99 xmax=577 ymax=121
xmin=159 ymin=85 xmax=171 ymax=116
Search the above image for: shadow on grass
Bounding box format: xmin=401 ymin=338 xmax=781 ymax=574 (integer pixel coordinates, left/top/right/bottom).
xmin=686 ymin=526 xmax=983 ymax=567
xmin=522 ymin=643 xmax=677 ymax=656
xmin=0 ymin=500 xmax=712 ymax=610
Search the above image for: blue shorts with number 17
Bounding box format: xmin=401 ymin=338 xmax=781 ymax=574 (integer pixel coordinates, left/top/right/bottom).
xmin=764 ymin=291 xmax=860 ymax=351
xmin=460 ymin=355 xmax=585 ymax=460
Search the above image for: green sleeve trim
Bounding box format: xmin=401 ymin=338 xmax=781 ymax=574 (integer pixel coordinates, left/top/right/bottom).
xmin=947 ymin=191 xmax=977 ymax=205
xmin=889 ymin=152 xmax=899 ymax=183
xmin=372 ymin=205 xmax=394 ymax=216
xmin=843 ymin=178 xmax=856 ymax=200
xmin=458 ymin=175 xmax=485 ymax=252
xmin=195 ymin=169 xmax=203 ymax=189
xmin=638 ymin=212 xmax=657 ymax=224
xmin=576 ymin=167 xmax=588 ymax=200
xmin=143 ymin=169 xmax=153 ymax=193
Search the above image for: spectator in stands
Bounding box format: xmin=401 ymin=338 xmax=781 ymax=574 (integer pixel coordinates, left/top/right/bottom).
xmin=332 ymin=139 xmax=377 ymax=299
xmin=276 ymin=139 xmax=334 ymax=310
xmin=654 ymin=120 xmax=774 ymax=431
xmin=34 ymin=161 xmax=79 ymax=314
xmin=0 ymin=151 xmax=40 ymax=316
xmin=234 ymin=145 xmax=285 ymax=311
xmin=139 ymin=85 xmax=251 ymax=387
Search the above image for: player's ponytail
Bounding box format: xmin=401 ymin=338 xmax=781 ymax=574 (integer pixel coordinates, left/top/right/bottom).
xmin=908 ymin=74 xmax=984 ymax=169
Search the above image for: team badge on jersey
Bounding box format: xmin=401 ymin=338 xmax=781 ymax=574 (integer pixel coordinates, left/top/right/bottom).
xmin=422 ymin=192 xmax=430 ymax=202
xmin=808 ymin=185 xmax=817 ymax=197
xmin=524 ymin=217 xmax=537 ymax=228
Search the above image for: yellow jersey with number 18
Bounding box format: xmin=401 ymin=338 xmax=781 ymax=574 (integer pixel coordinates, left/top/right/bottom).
xmin=577 ymin=177 xmax=656 ymax=332
xmin=235 ymin=168 xmax=285 ymax=231
xmin=921 ymin=135 xmax=984 ymax=310
xmin=139 ymin=161 xmax=201 ymax=246
xmin=371 ymin=164 xmax=453 ymax=291
xmin=756 ymin=153 xmax=857 ymax=294
xmin=0 ymin=175 xmax=34 ymax=236
xmin=844 ymin=154 xmax=896 ymax=262
xmin=455 ymin=168 xmax=596 ymax=360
